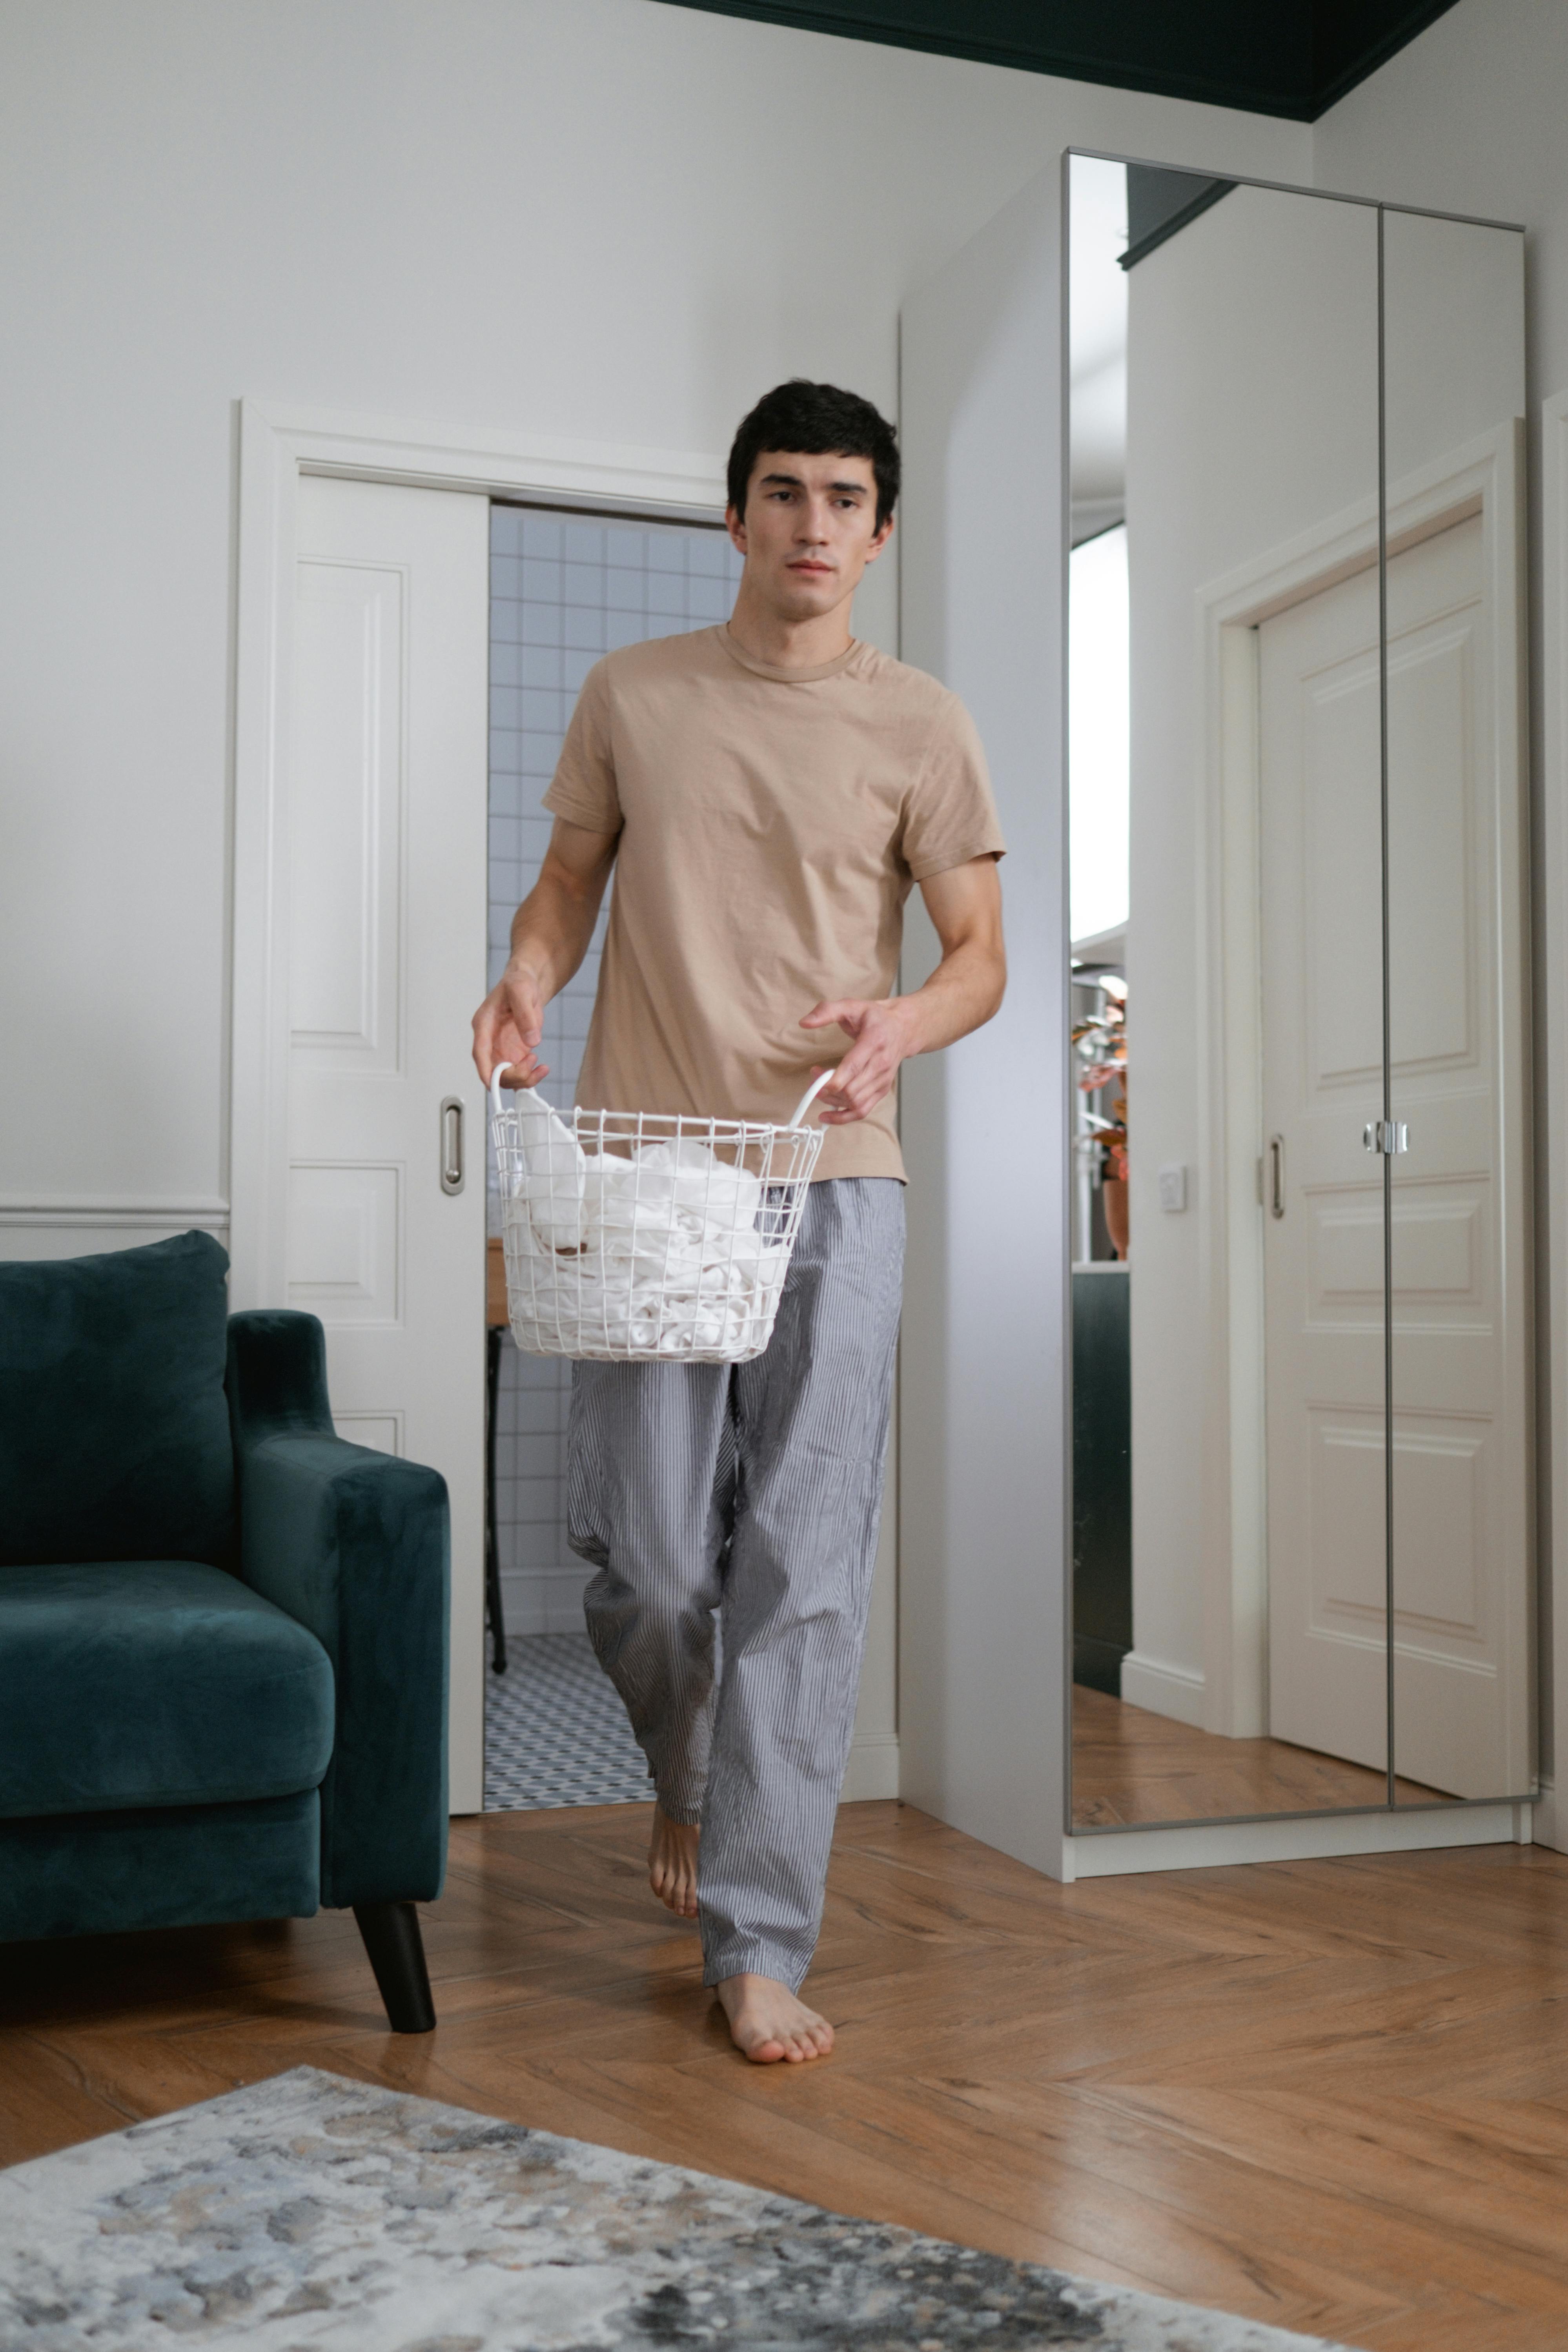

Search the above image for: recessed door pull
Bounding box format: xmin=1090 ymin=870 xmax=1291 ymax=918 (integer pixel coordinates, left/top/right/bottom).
xmin=439 ymin=1097 xmax=465 ymax=1195
xmin=1268 ymin=1133 xmax=1286 ymax=1219
xmin=1362 ymin=1120 xmax=1410 ymax=1155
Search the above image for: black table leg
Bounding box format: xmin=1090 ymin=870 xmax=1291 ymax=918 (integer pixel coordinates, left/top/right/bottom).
xmin=485 ymin=1323 xmax=507 ymax=1674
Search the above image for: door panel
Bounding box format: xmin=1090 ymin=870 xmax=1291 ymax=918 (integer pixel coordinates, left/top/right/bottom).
xmin=290 ymin=474 xmax=489 ymax=1814
xmin=1261 ymin=561 xmax=1389 ymax=1777
xmin=1262 ymin=509 xmax=1528 ymax=1802
xmin=1388 ymin=515 xmax=1530 ymax=1799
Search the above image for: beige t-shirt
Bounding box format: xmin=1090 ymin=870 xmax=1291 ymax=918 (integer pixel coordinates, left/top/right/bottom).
xmin=543 ymin=624 xmax=1005 ymax=1181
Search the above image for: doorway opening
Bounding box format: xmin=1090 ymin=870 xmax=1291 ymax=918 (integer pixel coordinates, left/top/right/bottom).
xmin=481 ymin=497 xmax=744 ymax=1811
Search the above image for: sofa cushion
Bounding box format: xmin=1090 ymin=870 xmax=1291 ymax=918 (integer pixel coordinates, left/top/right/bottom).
xmin=0 ymin=1231 xmax=235 ymax=1569
xmin=0 ymin=1560 xmax=335 ymax=1818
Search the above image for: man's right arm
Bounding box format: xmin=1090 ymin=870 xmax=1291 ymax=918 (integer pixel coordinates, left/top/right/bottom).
xmin=470 ymin=817 xmax=620 ymax=1087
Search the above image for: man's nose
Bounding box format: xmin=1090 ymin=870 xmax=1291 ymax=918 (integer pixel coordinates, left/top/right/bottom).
xmin=794 ymin=500 xmax=832 ymax=542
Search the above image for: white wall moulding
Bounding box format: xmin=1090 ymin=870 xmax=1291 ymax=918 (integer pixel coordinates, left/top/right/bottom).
xmin=264 ymin=406 xmax=729 ymax=517
xmin=1540 ymin=385 xmax=1568 ymax=1860
xmin=0 ymin=1198 xmax=229 ymax=1230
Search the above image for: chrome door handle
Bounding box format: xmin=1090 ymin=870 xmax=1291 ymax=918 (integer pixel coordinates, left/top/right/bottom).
xmin=1363 ymin=1120 xmax=1410 ymax=1155
xmin=1268 ymin=1133 xmax=1286 ymax=1219
xmin=439 ymin=1097 xmax=465 ymax=1195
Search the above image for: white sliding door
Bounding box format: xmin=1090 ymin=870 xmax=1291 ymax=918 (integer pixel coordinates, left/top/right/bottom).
xmin=290 ymin=473 xmax=489 ymax=1815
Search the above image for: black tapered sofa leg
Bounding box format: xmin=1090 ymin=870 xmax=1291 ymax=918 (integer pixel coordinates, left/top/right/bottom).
xmin=354 ymin=1900 xmax=436 ymax=2033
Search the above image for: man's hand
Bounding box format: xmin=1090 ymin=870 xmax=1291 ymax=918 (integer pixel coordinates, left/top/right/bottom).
xmin=798 ymin=857 xmax=1005 ymax=1124
xmin=472 ymin=959 xmax=550 ymax=1089
xmin=799 ymin=999 xmax=915 ymax=1124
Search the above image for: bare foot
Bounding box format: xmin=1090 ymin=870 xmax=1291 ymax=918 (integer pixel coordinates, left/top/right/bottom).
xmin=648 ymin=1805 xmax=699 ymax=1919
xmin=716 ymin=1973 xmax=834 ymax=2064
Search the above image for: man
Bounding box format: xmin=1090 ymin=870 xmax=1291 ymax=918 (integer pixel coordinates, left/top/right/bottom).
xmin=472 ymin=379 xmax=1005 ymax=2064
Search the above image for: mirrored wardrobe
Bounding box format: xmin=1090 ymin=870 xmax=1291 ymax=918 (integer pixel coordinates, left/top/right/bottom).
xmin=1065 ymin=153 xmax=1531 ymax=1834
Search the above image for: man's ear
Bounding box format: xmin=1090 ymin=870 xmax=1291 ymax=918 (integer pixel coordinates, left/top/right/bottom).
xmin=864 ymin=513 xmax=896 ymax=565
xmin=725 ymin=503 xmax=747 ymax=558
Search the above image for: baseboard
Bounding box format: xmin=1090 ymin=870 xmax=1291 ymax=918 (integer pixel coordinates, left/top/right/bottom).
xmin=841 ymin=1734 xmax=900 ymax=1803
xmin=1065 ymin=1798 xmax=1531 ymax=1879
xmin=1118 ymin=1650 xmax=1206 ymax=1727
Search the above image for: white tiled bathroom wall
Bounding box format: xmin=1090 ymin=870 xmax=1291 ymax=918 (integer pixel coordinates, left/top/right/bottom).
xmin=488 ymin=501 xmax=745 ymax=1634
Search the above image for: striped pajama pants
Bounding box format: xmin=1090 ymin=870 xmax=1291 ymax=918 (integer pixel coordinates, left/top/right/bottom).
xmin=565 ymin=1177 xmax=905 ymax=1993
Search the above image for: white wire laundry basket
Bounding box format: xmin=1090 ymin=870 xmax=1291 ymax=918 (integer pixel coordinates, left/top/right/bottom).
xmin=488 ymin=1067 xmax=833 ymax=1364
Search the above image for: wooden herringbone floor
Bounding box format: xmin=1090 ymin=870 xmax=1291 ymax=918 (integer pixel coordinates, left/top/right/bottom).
xmin=4 ymin=1802 xmax=1568 ymax=2350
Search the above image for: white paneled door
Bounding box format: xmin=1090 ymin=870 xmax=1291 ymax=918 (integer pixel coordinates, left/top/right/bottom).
xmin=1259 ymin=557 xmax=1389 ymax=1778
xmin=289 ymin=474 xmax=489 ymax=1814
xmin=1260 ymin=511 xmax=1529 ymax=1799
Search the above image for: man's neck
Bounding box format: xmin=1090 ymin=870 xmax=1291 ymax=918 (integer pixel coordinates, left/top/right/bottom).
xmin=725 ymin=580 xmax=854 ymax=670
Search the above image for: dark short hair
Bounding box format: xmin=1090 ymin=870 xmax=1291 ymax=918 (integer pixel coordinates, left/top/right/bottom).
xmin=727 ymin=380 xmax=900 ymax=532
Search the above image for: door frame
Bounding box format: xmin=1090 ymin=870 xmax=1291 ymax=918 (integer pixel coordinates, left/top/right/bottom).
xmin=1195 ymin=419 xmax=1527 ymax=1749
xmin=1535 ymin=388 xmax=1568 ymax=1856
xmin=229 ymin=406 xmax=727 ymax=1815
xmin=231 ymin=401 xmax=728 ymax=1313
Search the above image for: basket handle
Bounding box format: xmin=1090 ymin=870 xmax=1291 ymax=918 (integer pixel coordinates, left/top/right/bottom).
xmin=787 ymin=1068 xmax=838 ymax=1128
xmin=489 ymin=1064 xmax=564 ymax=1128
xmin=491 ymin=1062 xmax=836 ymax=1129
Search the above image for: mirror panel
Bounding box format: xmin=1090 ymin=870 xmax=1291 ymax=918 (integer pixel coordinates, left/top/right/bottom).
xmin=1069 ymin=155 xmax=1386 ymax=1830
xmin=1383 ymin=209 xmax=1531 ymax=1803
xmin=1067 ymin=161 xmax=1533 ymax=1835
xmin=1067 ymin=160 xmax=1530 ymax=1835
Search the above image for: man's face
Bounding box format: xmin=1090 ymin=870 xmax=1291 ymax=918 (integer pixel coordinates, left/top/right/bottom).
xmin=727 ymin=449 xmax=893 ymax=621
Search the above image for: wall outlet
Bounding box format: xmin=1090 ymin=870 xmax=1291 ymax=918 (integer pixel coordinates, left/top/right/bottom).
xmin=1157 ymin=1162 xmax=1188 ymax=1213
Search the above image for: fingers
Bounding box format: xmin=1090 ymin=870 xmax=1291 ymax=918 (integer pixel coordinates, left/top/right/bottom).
xmin=800 ymin=1000 xmax=867 ymax=1035
xmin=472 ymin=973 xmax=548 ymax=1086
xmin=816 ymin=1046 xmax=895 ymax=1123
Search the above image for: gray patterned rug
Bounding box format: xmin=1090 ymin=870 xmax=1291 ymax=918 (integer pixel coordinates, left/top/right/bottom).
xmin=0 ymin=2066 xmax=1353 ymax=2350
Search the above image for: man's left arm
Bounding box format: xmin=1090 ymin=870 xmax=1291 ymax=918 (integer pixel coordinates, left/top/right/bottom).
xmin=800 ymin=857 xmax=1006 ymax=1126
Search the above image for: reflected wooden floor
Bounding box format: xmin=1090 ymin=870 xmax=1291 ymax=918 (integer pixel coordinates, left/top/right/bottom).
xmin=1071 ymin=1685 xmax=1446 ymax=1826
xmin=6 ymin=1803 xmax=1568 ymax=2350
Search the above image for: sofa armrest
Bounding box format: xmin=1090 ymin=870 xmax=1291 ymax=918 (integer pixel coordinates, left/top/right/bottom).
xmin=225 ymin=1311 xmax=448 ymax=1910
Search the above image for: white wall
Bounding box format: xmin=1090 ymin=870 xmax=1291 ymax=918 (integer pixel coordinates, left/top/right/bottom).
xmin=0 ymin=0 xmax=1304 ymax=1263
xmin=1311 ymin=0 xmax=1565 ymax=1834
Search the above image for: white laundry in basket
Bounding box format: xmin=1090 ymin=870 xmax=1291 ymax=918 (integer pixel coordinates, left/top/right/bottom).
xmin=500 ymin=1095 xmax=794 ymax=1355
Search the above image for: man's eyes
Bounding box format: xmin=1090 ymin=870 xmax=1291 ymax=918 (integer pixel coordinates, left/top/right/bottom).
xmin=769 ymin=492 xmax=863 ymax=508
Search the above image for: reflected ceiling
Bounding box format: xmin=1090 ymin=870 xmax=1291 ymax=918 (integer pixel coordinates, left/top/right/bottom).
xmin=659 ymin=1 xmax=1462 ymax=121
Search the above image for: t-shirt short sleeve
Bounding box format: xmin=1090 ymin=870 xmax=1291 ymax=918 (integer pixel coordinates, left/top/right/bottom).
xmin=543 ymin=657 xmax=623 ymax=834
xmin=899 ymin=692 xmax=1007 ymax=882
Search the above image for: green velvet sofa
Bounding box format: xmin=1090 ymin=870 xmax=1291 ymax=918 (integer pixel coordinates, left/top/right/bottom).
xmin=0 ymin=1230 xmax=449 ymax=2032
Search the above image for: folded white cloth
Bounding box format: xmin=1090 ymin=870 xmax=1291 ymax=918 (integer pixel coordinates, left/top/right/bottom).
xmin=498 ymin=1098 xmax=790 ymax=1357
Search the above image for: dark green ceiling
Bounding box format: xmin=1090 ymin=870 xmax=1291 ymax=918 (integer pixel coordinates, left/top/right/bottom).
xmin=656 ymin=0 xmax=1463 ymax=121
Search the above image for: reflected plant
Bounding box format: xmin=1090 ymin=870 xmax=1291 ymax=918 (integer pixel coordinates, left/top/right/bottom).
xmin=1072 ymin=977 xmax=1127 ymax=1181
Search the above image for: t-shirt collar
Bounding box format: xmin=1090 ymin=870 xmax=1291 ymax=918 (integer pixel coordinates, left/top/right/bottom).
xmin=716 ymin=624 xmax=861 ymax=685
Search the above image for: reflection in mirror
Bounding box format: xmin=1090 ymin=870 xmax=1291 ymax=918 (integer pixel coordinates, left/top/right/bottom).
xmin=1382 ymin=210 xmax=1531 ymax=1803
xmin=1069 ymin=153 xmax=1388 ymax=1829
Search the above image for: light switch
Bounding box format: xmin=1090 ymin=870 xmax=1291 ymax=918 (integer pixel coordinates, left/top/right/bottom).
xmin=1158 ymin=1162 xmax=1188 ymax=1213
